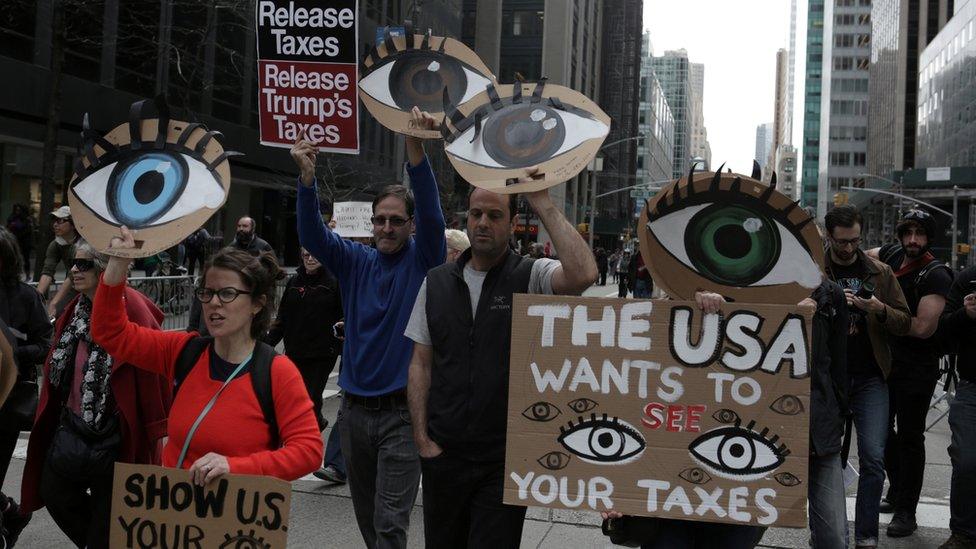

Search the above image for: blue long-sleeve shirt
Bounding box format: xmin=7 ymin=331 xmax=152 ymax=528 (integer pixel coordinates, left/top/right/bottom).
xmin=297 ymin=157 xmax=446 ymax=396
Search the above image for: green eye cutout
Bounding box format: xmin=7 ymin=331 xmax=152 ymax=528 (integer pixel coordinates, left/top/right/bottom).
xmin=684 ymin=204 xmax=782 ymax=287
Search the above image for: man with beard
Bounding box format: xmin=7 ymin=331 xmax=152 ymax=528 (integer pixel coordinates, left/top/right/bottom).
xmin=405 ymin=182 xmax=597 ymax=548
xmin=231 ymin=217 xmax=274 ymax=256
xmin=823 ymin=205 xmax=910 ymax=548
xmin=865 ymin=209 xmax=952 ymax=538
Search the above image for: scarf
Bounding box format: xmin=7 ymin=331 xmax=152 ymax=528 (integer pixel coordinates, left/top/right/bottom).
xmin=49 ymin=296 xmax=114 ymax=429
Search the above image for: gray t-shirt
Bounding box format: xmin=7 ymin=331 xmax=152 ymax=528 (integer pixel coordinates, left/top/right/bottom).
xmin=405 ymin=258 xmax=560 ymax=346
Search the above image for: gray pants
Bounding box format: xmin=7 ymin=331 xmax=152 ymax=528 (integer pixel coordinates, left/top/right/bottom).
xmin=339 ymin=395 xmax=421 ymax=549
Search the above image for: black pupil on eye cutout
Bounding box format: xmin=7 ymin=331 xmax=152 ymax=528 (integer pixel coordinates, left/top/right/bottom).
xmin=533 ymin=404 xmax=547 ymax=417
xmin=597 ymin=432 xmax=614 ymax=449
xmin=729 ymin=442 xmax=745 ymax=458
xmin=482 ymin=104 xmax=566 ymax=167
xmin=684 ymin=204 xmax=782 ymax=286
xmin=389 ymin=51 xmax=466 ymax=112
xmin=134 ymin=171 xmax=165 ymax=205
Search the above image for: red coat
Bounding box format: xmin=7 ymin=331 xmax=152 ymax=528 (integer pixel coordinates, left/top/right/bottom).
xmin=20 ymin=288 xmax=173 ymax=513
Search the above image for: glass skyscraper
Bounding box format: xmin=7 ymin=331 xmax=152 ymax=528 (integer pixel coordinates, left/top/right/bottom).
xmin=801 ymin=0 xmax=825 ymax=207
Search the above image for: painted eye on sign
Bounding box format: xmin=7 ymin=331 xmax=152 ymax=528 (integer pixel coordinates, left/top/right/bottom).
xmin=359 ymin=26 xmax=496 ymax=139
xmin=68 ymin=97 xmax=238 ymax=258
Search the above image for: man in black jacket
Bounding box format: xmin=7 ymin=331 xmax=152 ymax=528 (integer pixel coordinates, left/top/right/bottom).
xmin=231 ymin=216 xmax=274 ymax=257
xmin=404 ymin=182 xmax=598 ymax=548
xmin=936 ymin=267 xmax=976 ymax=549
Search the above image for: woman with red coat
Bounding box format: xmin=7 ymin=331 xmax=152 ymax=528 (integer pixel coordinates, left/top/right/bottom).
xmin=20 ymin=239 xmax=172 ymax=549
xmin=92 ymin=228 xmax=322 ymax=485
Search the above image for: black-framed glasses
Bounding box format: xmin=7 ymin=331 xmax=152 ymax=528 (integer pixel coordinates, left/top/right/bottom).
xmin=194 ymin=287 xmax=252 ymax=304
xmin=370 ymin=215 xmax=412 ymax=227
xmin=70 ymin=258 xmax=95 ymax=272
xmin=830 ymin=236 xmax=861 ymax=247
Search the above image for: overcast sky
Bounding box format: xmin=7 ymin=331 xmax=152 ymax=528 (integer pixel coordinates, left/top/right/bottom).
xmin=643 ymin=0 xmax=807 ymax=175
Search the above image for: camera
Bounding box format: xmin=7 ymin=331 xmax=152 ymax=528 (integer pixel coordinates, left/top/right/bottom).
xmin=855 ymin=282 xmax=875 ymax=300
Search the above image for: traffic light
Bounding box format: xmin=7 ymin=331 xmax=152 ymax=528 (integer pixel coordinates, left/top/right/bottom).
xmin=833 ymin=193 xmax=848 ymax=206
xmin=958 ymin=243 xmax=971 ymax=255
xmin=577 ymin=223 xmax=589 ymax=234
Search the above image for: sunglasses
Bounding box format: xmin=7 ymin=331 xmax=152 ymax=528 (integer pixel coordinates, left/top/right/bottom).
xmin=52 ymin=217 xmax=72 ymax=225
xmin=70 ymin=258 xmax=95 ymax=272
xmin=370 ymin=215 xmax=412 ymax=228
xmin=194 ymin=287 xmax=252 ymax=304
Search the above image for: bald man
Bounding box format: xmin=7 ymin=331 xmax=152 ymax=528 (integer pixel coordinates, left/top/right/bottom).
xmin=231 ymin=216 xmax=273 ymax=256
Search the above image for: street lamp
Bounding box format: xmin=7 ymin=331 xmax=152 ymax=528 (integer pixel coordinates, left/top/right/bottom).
xmin=854 ymin=172 xmax=959 ymax=268
xmin=589 ymin=133 xmax=646 ymax=248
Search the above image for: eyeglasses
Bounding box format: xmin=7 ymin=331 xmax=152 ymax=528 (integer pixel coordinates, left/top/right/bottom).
xmin=70 ymin=258 xmax=95 ymax=272
xmin=370 ymin=215 xmax=412 ymax=228
xmin=831 ymin=236 xmax=861 ymax=247
xmin=52 ymin=217 xmax=71 ymax=225
xmin=194 ymin=287 xmax=252 ymax=304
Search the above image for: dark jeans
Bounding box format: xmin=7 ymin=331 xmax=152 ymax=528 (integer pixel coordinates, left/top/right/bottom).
xmin=339 ymin=394 xmax=420 ymax=549
xmin=420 ymin=453 xmax=526 ymax=549
xmin=634 ymin=278 xmax=653 ymax=298
xmin=618 ymin=274 xmax=630 ymax=297
xmin=884 ymin=368 xmax=939 ymax=515
xmin=598 ymin=269 xmax=607 ymax=286
xmin=0 ymin=428 xmax=19 ymax=486
xmin=40 ymin=451 xmax=114 ymax=548
xmin=185 ymin=250 xmax=205 ymax=277
xmin=949 ymin=379 xmax=976 ymax=538
xmin=324 ymin=401 xmax=346 ymax=475
xmin=808 ymin=452 xmax=847 ymax=549
xmin=641 ymin=519 xmax=766 ymax=549
xmin=291 ymin=353 xmax=339 ymax=431
xmin=850 ymin=373 xmax=889 ymax=546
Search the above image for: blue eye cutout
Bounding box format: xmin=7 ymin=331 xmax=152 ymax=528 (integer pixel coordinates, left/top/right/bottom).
xmin=108 ymin=151 xmax=188 ymax=227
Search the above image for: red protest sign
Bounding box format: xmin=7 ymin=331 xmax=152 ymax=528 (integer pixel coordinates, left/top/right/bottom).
xmin=255 ymin=1 xmax=359 ymax=153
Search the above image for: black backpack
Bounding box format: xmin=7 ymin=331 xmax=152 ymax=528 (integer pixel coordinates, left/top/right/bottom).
xmin=879 ymin=243 xmax=954 ymax=304
xmin=173 ymin=337 xmax=280 ymax=447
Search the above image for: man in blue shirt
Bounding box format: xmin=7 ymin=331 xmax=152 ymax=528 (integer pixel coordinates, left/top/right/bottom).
xmin=291 ymin=108 xmax=445 ymax=548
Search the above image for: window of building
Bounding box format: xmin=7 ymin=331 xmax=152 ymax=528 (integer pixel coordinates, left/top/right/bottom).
xmin=0 ymin=2 xmax=36 ymax=62
xmin=507 ymin=10 xmax=544 ymax=36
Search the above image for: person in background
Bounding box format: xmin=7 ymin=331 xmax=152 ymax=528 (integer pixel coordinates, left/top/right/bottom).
xmin=292 ymin=106 xmax=445 ymax=548
xmin=6 ymin=205 xmax=32 ymax=277
xmin=406 ymin=181 xmax=598 ymax=548
xmin=264 ymin=247 xmax=344 ymax=480
xmin=0 ymin=227 xmax=51 ymax=547
xmin=19 ymin=239 xmax=171 ymax=549
xmin=616 ymin=249 xmax=634 ymax=298
xmin=608 ymin=249 xmax=620 ymax=284
xmin=595 ymin=247 xmax=609 ymax=286
xmin=936 ymin=266 xmax=976 ymax=549
xmin=823 ymin=205 xmax=910 ymax=548
xmin=36 ymin=206 xmax=78 ymax=318
xmin=183 ymin=227 xmax=211 ymax=277
xmin=445 ymin=229 xmax=470 ymax=264
xmin=633 ymin=249 xmax=653 ymax=298
xmin=231 ymin=216 xmax=274 ymax=257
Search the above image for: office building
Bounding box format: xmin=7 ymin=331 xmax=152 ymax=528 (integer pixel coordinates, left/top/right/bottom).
xmin=755 ymin=122 xmax=774 ymax=172
xmin=869 ymin=0 xmax=952 ymax=176
xmin=688 ymin=63 xmax=711 ymax=168
xmin=638 ymin=32 xmax=675 ymax=188
xmin=771 ymin=48 xmax=790 ymax=177
xmin=801 ymin=0 xmax=825 ymax=207
xmin=817 ymin=0 xmax=872 ymax=217
xmin=651 ymin=50 xmax=693 ymax=178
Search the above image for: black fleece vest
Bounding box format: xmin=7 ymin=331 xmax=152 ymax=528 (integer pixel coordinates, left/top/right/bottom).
xmin=425 ymin=249 xmax=535 ymax=461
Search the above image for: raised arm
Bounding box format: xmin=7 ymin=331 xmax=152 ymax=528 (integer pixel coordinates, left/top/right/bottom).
xmin=405 ymin=107 xmax=446 ymax=268
xmin=525 ymin=188 xmax=598 ymax=295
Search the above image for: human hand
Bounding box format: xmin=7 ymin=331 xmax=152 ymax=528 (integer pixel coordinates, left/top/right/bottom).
xmin=797 ymin=297 xmax=816 ymax=314
xmin=694 ymin=291 xmax=725 ymax=314
xmin=290 ymin=132 xmax=319 ymax=186
xmin=408 ymin=106 xmax=440 ymax=132
xmin=417 ymin=438 xmax=443 ymax=459
xmin=189 ymin=452 xmax=230 ymax=486
xmin=103 ymin=226 xmax=136 ymax=285
xmin=964 ymin=293 xmax=976 ymax=319
xmin=851 ymin=294 xmax=884 ymax=314
xmin=333 ymin=321 xmax=345 ymax=341
xmin=601 ymin=510 xmax=623 ymax=520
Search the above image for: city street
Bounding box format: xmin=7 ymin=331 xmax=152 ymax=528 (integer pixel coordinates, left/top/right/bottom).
xmin=0 ymin=284 xmax=957 ymax=548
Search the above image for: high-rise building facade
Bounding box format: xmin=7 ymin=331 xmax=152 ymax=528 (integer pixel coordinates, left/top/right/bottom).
xmin=755 ymin=122 xmax=775 ymax=171
xmin=801 ymin=0 xmax=826 ymax=207
xmin=771 ymin=48 xmax=790 ymax=176
xmin=917 ymin=0 xmax=976 ymax=167
xmin=598 ymin=0 xmax=644 ymax=223
xmin=868 ymin=0 xmax=952 ymax=177
xmin=787 ymin=0 xmax=798 ymax=144
xmin=688 ymin=63 xmax=711 ymax=168
xmin=638 ymin=33 xmax=675 ymax=187
xmin=817 ymin=0 xmax=872 ymax=217
xmin=651 ymin=50 xmax=692 ymax=178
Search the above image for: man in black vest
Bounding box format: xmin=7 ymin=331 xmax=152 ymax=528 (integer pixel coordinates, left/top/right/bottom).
xmin=866 ymin=209 xmax=952 ymax=538
xmin=404 ymin=184 xmax=598 ymax=548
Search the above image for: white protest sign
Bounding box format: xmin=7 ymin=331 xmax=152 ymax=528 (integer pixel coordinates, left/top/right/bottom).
xmin=333 ymin=201 xmax=373 ymax=238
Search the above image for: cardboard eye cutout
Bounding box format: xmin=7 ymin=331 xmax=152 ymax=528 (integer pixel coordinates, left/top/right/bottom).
xmin=68 ymin=97 xmax=239 ymax=258
xmin=359 ymin=27 xmax=496 ymax=138
xmin=441 ymin=80 xmax=611 ymax=194
xmin=638 ymin=165 xmax=824 ymax=304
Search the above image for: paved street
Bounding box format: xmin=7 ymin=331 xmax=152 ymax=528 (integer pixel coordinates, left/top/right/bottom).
xmin=1 ymin=284 xmax=957 ymax=547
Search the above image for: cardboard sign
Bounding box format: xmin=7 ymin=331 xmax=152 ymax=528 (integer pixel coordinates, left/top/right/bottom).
xmin=359 ymin=31 xmax=496 ymax=139
xmin=442 ymin=81 xmax=610 ymax=194
xmin=504 ymin=295 xmax=811 ymax=528
xmin=110 ymin=463 xmax=291 ymax=548
xmin=68 ymin=99 xmax=235 ymax=258
xmin=333 ymin=201 xmax=373 ymax=238
xmin=638 ymin=169 xmax=824 ymax=304
xmin=256 ymin=0 xmax=359 ymax=153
